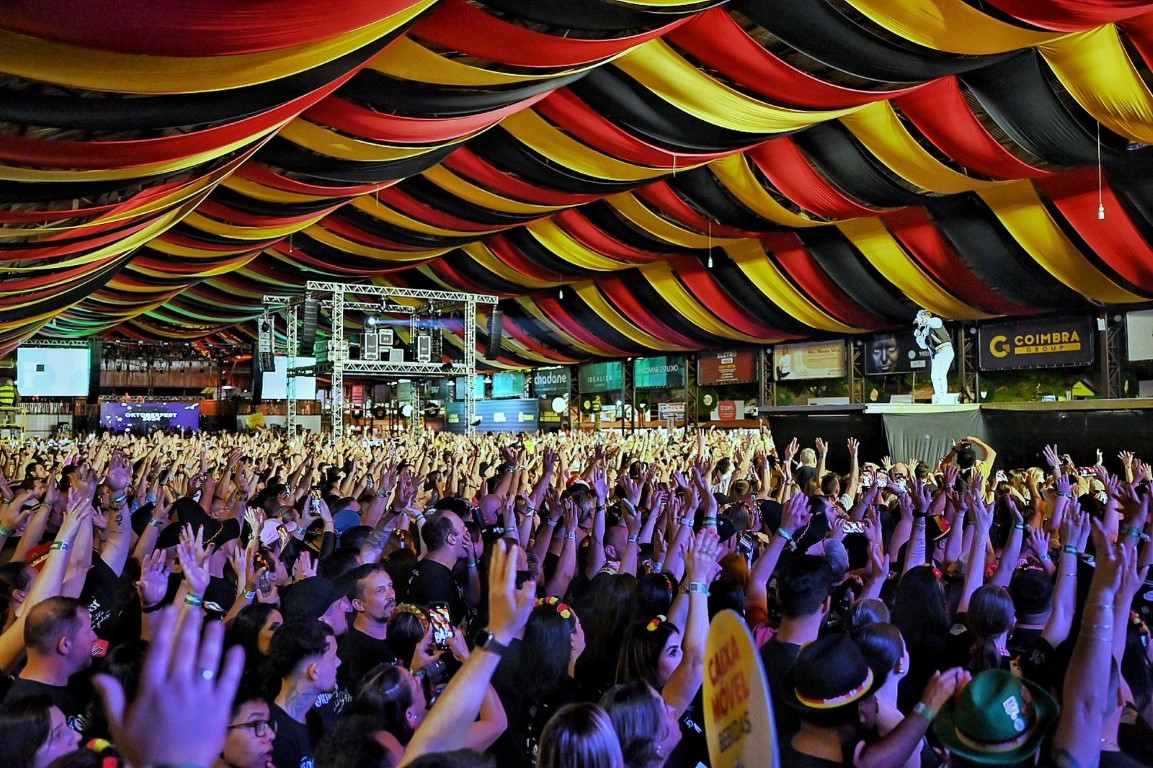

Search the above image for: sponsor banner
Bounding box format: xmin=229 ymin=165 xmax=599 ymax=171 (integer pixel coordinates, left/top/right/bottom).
xmin=867 ymin=329 xmax=931 ymax=375
xmin=579 ymin=361 xmax=623 ymax=393
xmin=445 ymin=398 xmax=539 ymax=433
xmin=634 ymin=355 xmax=686 ymax=389
xmin=699 ymin=348 xmax=758 ymax=386
xmin=492 ymin=371 xmax=526 ymax=399
xmin=1126 ymin=309 xmax=1153 ymax=362
xmin=100 ymin=402 xmax=200 ymax=432
xmin=717 ymin=400 xmax=739 ymax=421
xmin=532 ymin=366 xmax=571 ymax=396
xmin=454 ymin=376 xmax=485 ymax=399
xmin=658 ymin=401 xmax=685 ymax=420
xmin=704 ymin=610 xmax=777 ymax=768
xmin=979 ymin=316 xmax=1095 ymax=370
xmin=865 ymin=331 xmax=932 ymax=376
xmin=773 ymin=340 xmax=846 ymax=381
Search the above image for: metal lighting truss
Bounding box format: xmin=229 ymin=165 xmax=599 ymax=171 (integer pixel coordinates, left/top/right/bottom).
xmin=264 ymin=282 xmax=497 ymax=441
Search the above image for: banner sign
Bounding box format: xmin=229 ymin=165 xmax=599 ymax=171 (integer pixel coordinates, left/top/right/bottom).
xmin=698 ymin=348 xmax=758 ymax=386
xmin=492 ymin=371 xmax=526 ymax=399
xmin=634 ymin=355 xmax=686 ymax=389
xmin=865 ymin=331 xmax=932 ymax=376
xmin=539 ymin=396 xmax=567 ymax=427
xmin=579 ymin=361 xmax=623 ymax=393
xmin=532 ymin=367 xmax=571 ymax=397
xmin=773 ymin=341 xmax=845 ymax=380
xmin=100 ymin=402 xmax=200 ymax=432
xmin=704 ymin=610 xmax=777 ymax=768
xmin=658 ymin=402 xmax=685 ymax=420
xmin=1126 ymin=309 xmax=1153 ymax=362
xmin=454 ymin=376 xmax=485 ymax=399
xmin=979 ymin=316 xmax=1095 ymax=370
xmin=445 ymin=398 xmax=539 ymax=433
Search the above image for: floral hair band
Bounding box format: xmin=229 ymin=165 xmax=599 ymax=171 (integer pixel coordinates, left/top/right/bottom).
xmin=646 ymin=614 xmax=667 ymax=632
xmin=535 ymin=596 xmax=573 ymax=620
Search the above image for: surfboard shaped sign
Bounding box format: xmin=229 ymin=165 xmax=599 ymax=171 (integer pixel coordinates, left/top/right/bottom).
xmin=704 ymin=610 xmax=778 ymax=768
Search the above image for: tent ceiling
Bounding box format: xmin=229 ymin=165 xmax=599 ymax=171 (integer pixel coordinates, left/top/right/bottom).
xmin=4 ymin=0 xmax=1153 ymax=364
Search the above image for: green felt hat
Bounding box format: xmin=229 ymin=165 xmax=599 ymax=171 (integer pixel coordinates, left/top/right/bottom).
xmin=933 ymin=669 xmax=1059 ymax=765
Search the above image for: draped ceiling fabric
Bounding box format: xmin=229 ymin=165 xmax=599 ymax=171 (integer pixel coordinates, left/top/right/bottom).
xmin=5 ymin=0 xmax=1153 ymax=366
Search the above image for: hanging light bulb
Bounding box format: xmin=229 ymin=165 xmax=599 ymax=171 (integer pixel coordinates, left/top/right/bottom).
xmin=558 ymin=286 xmax=564 ymax=299
xmin=707 ymin=253 xmax=714 ymax=269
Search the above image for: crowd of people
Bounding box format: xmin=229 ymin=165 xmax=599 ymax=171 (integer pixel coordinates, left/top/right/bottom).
xmin=0 ymin=425 xmax=1149 ymax=768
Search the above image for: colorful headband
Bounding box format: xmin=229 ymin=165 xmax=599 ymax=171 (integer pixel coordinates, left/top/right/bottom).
xmin=795 ymin=668 xmax=875 ymax=710
xmin=647 ymin=614 xmax=667 ymax=632
xmin=535 ymin=596 xmax=573 ymax=620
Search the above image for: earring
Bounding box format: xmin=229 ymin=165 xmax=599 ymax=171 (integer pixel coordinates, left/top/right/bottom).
xmin=656 ymin=744 xmax=663 ymax=757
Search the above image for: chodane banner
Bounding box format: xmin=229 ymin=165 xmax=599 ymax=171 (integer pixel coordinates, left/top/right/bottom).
xmin=100 ymin=402 xmax=200 ymax=432
xmin=634 ymin=355 xmax=685 ymax=389
xmin=698 ymin=348 xmax=758 ymax=386
xmin=532 ymin=366 xmax=571 ymax=397
xmin=978 ymin=316 xmax=1095 ymax=370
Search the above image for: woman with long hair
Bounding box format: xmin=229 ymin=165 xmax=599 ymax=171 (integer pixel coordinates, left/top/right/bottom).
xmin=890 ymin=564 xmax=950 ymax=711
xmin=853 ymin=623 xmax=920 ymax=768
xmin=537 ymin=703 xmax=624 ymax=768
xmin=960 ymin=584 xmax=1015 ymax=674
xmin=600 ymin=680 xmax=681 ymax=768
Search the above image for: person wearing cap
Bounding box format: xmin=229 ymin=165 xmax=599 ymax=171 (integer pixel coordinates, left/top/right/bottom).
xmin=280 ymin=575 xmax=355 ymax=731
xmin=1 ymin=596 xmax=99 ymax=734
xmin=268 ymin=620 xmax=340 ymax=768
xmin=932 ymin=668 xmax=1059 ymax=767
xmin=786 ymin=633 xmax=966 ymax=768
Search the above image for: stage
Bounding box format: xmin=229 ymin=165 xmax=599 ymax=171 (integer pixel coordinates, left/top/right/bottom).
xmin=758 ymin=399 xmax=1153 ymax=472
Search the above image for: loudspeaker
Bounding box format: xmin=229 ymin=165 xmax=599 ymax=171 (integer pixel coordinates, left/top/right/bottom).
xmin=299 ymin=297 xmax=319 ymax=355
xmin=257 ymin=315 xmax=274 ymax=372
xmin=364 ymin=330 xmax=379 ymax=361
xmin=485 ymin=309 xmax=503 ymax=360
xmin=87 ymin=340 xmax=101 ymax=404
xmin=415 ymin=334 xmax=432 ymax=363
xmin=372 ymin=384 xmax=392 ymax=402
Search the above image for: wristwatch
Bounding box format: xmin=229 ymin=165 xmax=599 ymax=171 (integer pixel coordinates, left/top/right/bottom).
xmin=475 ymin=629 xmax=510 ymax=657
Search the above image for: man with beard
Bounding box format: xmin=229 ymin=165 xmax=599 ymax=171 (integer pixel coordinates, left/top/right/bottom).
xmin=338 ymin=562 xmax=400 ymax=688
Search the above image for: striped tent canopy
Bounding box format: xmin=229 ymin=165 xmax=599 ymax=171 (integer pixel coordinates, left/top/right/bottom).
xmin=4 ymin=0 xmax=1153 ymax=365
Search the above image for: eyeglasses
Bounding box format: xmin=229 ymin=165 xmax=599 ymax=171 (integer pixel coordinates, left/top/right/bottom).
xmin=228 ymin=719 xmax=277 ymax=737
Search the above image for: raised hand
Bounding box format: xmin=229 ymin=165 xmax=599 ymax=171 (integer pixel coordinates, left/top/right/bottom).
xmin=1042 ymin=444 xmax=1061 ymax=472
xmin=177 ymin=525 xmax=212 ymax=597
xmin=780 ymin=492 xmax=810 ymax=534
xmin=683 ymin=527 xmax=721 ymax=584
xmin=136 ymin=550 xmax=171 ymax=608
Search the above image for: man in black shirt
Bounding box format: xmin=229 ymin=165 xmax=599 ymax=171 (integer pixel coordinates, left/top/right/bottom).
xmin=268 ymin=620 xmax=340 ymax=768
xmin=339 ymin=562 xmax=399 ymax=688
xmin=409 ymin=511 xmax=472 ymax=624
xmin=2 ymin=596 xmax=99 ymax=734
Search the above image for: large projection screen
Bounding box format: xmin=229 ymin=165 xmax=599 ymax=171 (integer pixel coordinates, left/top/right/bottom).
xmin=16 ymin=346 xmax=90 ymax=397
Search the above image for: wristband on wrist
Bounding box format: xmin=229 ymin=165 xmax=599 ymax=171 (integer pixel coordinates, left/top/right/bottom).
xmin=141 ymin=600 xmax=166 ymax=614
xmin=777 ymin=528 xmax=794 ymax=542
xmin=50 ymin=541 xmax=70 ymax=551
xmin=651 ymin=562 xmax=663 ymax=573
xmin=148 ymin=517 xmax=165 ymax=529
xmin=565 ymin=532 xmax=576 ymax=540
xmin=627 ymin=534 xmax=639 ymax=543
xmin=685 ymin=581 xmax=710 ymax=596
xmin=1038 ymin=553 xmax=1050 ymax=562
xmin=0 ymin=523 xmax=10 ymax=537
xmin=375 ymin=491 xmax=389 ymax=499
xmin=1126 ymin=525 xmax=1144 ymax=539
xmin=546 ymin=518 xmax=558 ymax=527
xmin=702 ymin=516 xmax=718 ymax=527
xmin=1057 ymin=491 xmax=1073 ymax=498
xmin=1060 ymin=545 xmax=1079 ymax=555
xmin=913 ymin=701 xmax=937 ymax=723
xmin=466 ymin=560 xmax=478 ymax=569
xmin=1014 ymin=523 xmax=1026 ymax=531
xmin=184 ymin=594 xmax=204 ymax=608
xmin=243 ymin=590 xmax=256 ymax=600
xmin=111 ymin=494 xmax=128 ymax=507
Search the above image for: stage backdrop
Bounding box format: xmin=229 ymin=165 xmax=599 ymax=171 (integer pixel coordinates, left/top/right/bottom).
xmin=878 ymin=407 xmax=986 ymax=468
xmin=100 ymin=402 xmax=200 ymax=432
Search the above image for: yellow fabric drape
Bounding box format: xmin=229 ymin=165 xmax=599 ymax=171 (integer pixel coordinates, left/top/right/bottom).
xmin=977 ymin=182 xmax=1146 ymax=304
xmin=1040 ymin=25 xmax=1153 ymax=146
xmin=460 ymin=243 xmax=557 ymax=290
xmin=835 ymin=218 xmax=989 ymax=319
xmin=512 ymin=295 xmax=611 ymax=358
xmin=181 ymin=209 xmax=331 ymax=241
xmin=840 ymin=102 xmax=1000 ymax=195
xmin=348 ymin=195 xmax=505 ymax=238
xmin=573 ymin=284 xmax=687 ymax=351
xmin=637 ymin=263 xmax=765 ymax=343
xmin=421 ymin=165 xmax=566 ymax=216
xmin=300 ymin=226 xmax=453 ymax=261
xmin=839 ymin=0 xmax=1062 ymax=55
xmin=373 ymin=35 xmax=609 ymax=87
xmin=614 ymin=40 xmax=864 ymax=134
xmin=279 ymin=118 xmax=469 ymax=161
xmin=707 ymin=155 xmax=831 ymax=228
xmin=608 ymin=193 xmax=741 ymax=249
xmin=726 ymin=239 xmax=861 ymax=332
xmin=0 ymin=0 xmax=434 ymax=93
xmin=523 ymin=220 xmax=642 ymax=271
xmin=499 ymin=110 xmax=672 ymax=181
